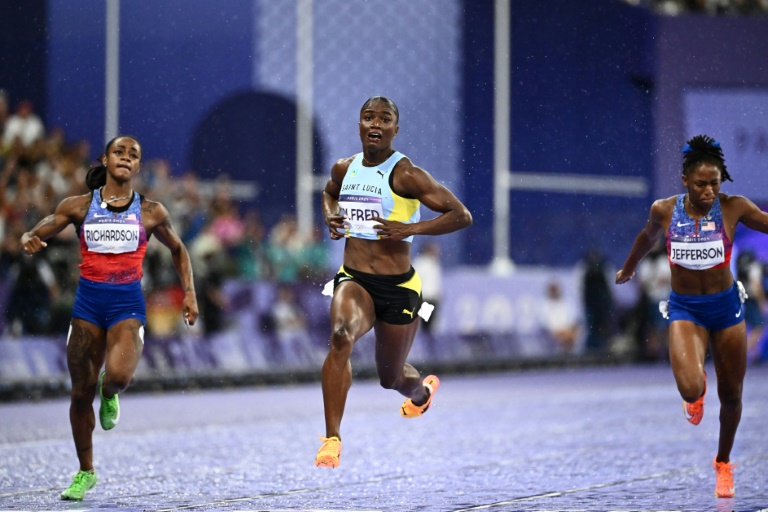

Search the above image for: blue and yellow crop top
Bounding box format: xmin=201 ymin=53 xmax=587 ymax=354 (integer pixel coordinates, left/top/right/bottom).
xmin=339 ymin=151 xmax=421 ymax=242
xmin=666 ymin=194 xmax=732 ymax=270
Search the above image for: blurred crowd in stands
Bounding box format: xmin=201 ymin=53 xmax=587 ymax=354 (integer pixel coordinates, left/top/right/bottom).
xmin=0 ymin=90 xmax=329 ymax=341
xmin=621 ymin=0 xmax=768 ymax=15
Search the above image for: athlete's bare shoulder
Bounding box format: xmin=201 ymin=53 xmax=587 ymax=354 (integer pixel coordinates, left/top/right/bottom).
xmin=392 ymin=154 xmax=418 ymax=173
xmin=335 ymin=155 xmax=356 ymax=168
xmin=648 ymin=195 xmax=678 ymax=226
xmin=330 ymin=155 xmax=356 ymax=182
xmin=719 ymin=192 xmax=750 ymax=207
xmin=720 ymin=192 xmax=760 ymax=218
xmin=140 ymin=196 xmax=170 ymax=227
xmin=652 ymin=195 xmax=678 ymax=212
xmin=392 ymin=155 xmax=431 ymax=185
xmin=58 ymin=192 xmax=93 ymax=220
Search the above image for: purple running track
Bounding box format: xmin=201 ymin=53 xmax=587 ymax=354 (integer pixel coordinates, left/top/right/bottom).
xmin=1 ymin=364 xmax=767 ymax=511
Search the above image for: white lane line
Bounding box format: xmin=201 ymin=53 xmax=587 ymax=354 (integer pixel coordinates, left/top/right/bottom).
xmin=450 ymin=469 xmax=691 ymax=511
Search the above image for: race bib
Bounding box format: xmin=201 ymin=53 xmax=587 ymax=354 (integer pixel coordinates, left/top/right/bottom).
xmin=84 ymin=220 xmax=140 ymax=254
xmin=339 ymin=195 xmax=383 ymax=238
xmin=669 ymin=239 xmax=725 ymax=270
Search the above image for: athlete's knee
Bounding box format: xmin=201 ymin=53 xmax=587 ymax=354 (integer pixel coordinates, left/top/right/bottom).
xmin=70 ymin=384 xmax=95 ymax=411
xmin=378 ymin=371 xmax=402 ymax=390
xmin=105 ymin=370 xmax=134 ymax=393
xmin=718 ymin=384 xmax=743 ymax=409
xmin=329 ymin=324 xmax=356 ymax=353
xmin=678 ymin=378 xmax=705 ymax=403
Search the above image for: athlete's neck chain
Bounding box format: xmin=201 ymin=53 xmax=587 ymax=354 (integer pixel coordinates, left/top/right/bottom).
xmin=100 ymin=187 xmax=133 ymax=209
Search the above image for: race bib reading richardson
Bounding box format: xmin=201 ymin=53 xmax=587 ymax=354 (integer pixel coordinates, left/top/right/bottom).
xmin=84 ymin=219 xmax=140 ymax=254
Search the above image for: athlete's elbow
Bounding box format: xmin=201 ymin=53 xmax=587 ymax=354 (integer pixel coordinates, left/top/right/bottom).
xmin=457 ymin=208 xmax=473 ymax=228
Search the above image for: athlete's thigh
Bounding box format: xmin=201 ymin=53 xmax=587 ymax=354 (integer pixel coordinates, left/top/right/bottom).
xmin=330 ymin=280 xmax=376 ymax=340
xmin=373 ymin=320 xmax=419 ymax=370
xmin=105 ymin=318 xmax=145 ymax=372
xmin=669 ymin=320 xmax=709 ymax=376
xmin=67 ymin=318 xmax=107 ymax=385
xmin=710 ymin=322 xmax=747 ymax=390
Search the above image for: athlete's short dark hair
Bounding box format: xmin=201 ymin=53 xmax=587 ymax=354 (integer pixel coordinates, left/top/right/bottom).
xmin=361 ymin=96 xmax=399 ymax=124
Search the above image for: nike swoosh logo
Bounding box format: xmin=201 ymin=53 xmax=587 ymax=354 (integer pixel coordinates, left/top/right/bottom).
xmin=677 ymin=221 xmax=692 ymax=227
xmin=736 ymin=310 xmax=742 ymax=318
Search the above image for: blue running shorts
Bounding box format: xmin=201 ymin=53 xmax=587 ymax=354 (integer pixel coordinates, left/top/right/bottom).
xmin=667 ymin=282 xmax=744 ymax=331
xmin=71 ymin=276 xmax=146 ymax=330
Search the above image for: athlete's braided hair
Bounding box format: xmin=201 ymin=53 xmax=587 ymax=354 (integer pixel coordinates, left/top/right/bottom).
xmin=682 ymin=134 xmax=732 ymax=182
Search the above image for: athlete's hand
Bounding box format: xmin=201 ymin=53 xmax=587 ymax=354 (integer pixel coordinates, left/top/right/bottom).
xmin=182 ymin=293 xmax=199 ymax=327
xmin=615 ymin=269 xmax=635 ymax=285
xmin=372 ymin=216 xmax=412 ymax=242
xmin=325 ymin=213 xmax=347 ymax=240
xmin=20 ymin=233 xmax=47 ymax=255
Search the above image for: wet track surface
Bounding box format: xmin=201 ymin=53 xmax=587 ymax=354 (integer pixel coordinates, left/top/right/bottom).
xmin=1 ymin=364 xmax=767 ymax=511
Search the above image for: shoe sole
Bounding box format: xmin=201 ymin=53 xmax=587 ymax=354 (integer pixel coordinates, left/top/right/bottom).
xmin=315 ymin=457 xmax=339 ymax=468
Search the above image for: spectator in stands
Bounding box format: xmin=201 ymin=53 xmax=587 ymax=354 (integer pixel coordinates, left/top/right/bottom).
xmin=623 ymin=0 xmax=768 ymax=15
xmin=541 ymin=280 xmax=580 ymax=355
xmin=297 ymin=223 xmax=330 ymax=283
xmin=173 ymin=170 xmax=206 ymax=245
xmin=267 ymin=213 xmax=305 ymax=283
xmin=736 ymin=250 xmax=766 ymax=361
xmin=616 ymin=134 xmax=768 ymax=498
xmin=581 ymin=248 xmax=614 ymax=355
xmin=269 ymin=284 xmax=320 ymax=366
xmin=412 ymin=241 xmax=443 ymax=355
xmin=19 ymin=135 xmax=198 ymax=501
xmin=234 ymin=209 xmax=272 ymax=281
xmin=194 ymin=236 xmax=229 ymax=337
xmin=637 ymin=243 xmax=672 ymax=360
xmin=315 ymin=96 xmax=472 ymax=468
xmin=2 ymin=216 xmax=58 ymax=335
xmin=0 ymin=90 xmax=9 ymax=147
xmin=2 ymin=99 xmax=45 ymax=151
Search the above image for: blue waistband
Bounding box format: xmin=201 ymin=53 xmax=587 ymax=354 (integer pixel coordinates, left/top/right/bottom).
xmin=669 ymin=282 xmax=736 ymax=303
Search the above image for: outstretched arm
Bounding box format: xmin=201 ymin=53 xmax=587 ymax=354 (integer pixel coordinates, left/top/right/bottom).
xmin=148 ymin=201 xmax=199 ymax=326
xmin=616 ymin=200 xmax=667 ymax=284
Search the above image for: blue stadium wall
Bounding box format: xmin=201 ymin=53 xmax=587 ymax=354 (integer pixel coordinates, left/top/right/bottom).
xmin=4 ymin=1 xmax=767 ymax=268
xmin=462 ymin=1 xmax=655 ymax=267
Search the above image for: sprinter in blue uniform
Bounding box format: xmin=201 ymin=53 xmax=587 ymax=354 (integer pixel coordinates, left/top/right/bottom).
xmin=315 ymin=97 xmax=472 ymax=468
xmin=616 ymin=135 xmax=768 ymax=498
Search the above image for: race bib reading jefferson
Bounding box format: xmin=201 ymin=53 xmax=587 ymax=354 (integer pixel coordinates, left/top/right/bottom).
xmin=669 ymin=239 xmax=725 ymax=270
xmin=339 ymin=195 xmax=383 ymax=238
